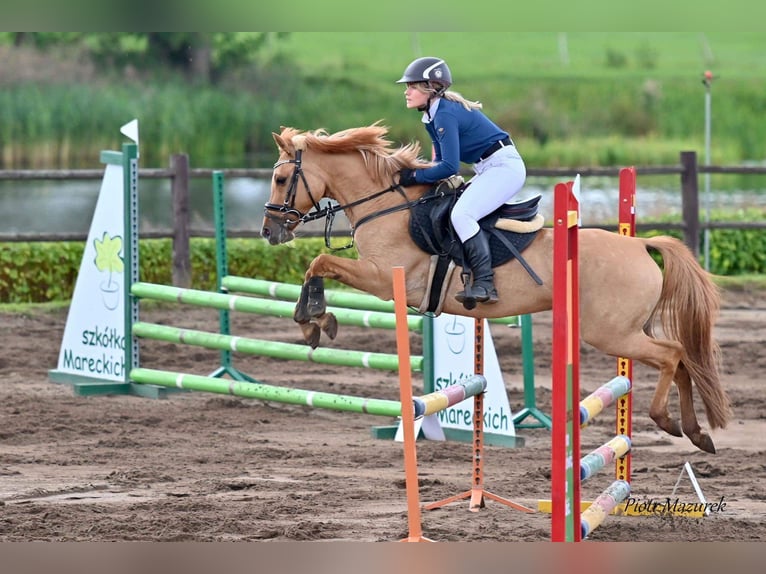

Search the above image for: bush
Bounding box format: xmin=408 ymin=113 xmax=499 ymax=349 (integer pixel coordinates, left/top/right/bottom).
xmin=0 ymin=237 xmax=359 ymax=304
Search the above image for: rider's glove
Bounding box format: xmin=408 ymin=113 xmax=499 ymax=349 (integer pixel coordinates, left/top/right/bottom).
xmin=398 ymin=168 xmax=418 ymax=187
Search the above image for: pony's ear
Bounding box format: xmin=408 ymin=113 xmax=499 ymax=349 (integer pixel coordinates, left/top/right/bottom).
xmin=272 ymin=132 xmax=289 ymax=154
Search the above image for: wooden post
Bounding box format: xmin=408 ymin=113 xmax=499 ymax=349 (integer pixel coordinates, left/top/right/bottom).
xmin=170 ymin=153 xmax=191 ymax=288
xmin=680 ymin=151 xmax=700 ymax=258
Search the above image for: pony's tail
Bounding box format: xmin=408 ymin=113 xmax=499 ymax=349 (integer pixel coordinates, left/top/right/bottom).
xmin=644 ymin=236 xmax=732 ymax=429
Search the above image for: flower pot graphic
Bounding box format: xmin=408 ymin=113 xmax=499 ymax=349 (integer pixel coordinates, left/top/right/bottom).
xmin=444 ymin=315 xmax=466 ymax=354
xmin=93 ymin=231 xmax=124 ymax=311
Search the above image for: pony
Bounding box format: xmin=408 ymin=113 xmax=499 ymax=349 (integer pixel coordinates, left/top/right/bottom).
xmin=260 ymin=123 xmax=731 ymax=454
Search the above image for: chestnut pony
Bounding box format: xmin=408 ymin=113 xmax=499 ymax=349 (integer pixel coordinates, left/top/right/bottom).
xmin=261 ymin=123 xmax=730 ymax=454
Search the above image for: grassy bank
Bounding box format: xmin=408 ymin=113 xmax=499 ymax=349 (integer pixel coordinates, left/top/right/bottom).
xmin=1 ymin=33 xmax=765 ymax=169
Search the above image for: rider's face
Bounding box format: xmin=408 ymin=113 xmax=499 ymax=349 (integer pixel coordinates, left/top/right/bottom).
xmin=404 ymin=83 xmax=429 ymax=110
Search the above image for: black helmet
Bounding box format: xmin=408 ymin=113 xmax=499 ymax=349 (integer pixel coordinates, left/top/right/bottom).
xmin=396 ymin=57 xmax=452 ymax=89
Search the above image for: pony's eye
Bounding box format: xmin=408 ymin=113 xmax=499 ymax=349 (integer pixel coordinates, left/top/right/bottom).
xmin=275 ymin=176 xmax=287 ymax=186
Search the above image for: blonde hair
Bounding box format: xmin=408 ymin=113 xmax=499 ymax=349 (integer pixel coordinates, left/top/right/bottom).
xmin=411 ymin=82 xmax=482 ymax=111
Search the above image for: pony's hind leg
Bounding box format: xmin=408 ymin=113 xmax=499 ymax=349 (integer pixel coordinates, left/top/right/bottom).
xmin=675 ymin=363 xmax=716 ymax=454
xmin=644 ymin=337 xmax=685 ymax=440
xmin=587 ymin=328 xmax=685 ymax=443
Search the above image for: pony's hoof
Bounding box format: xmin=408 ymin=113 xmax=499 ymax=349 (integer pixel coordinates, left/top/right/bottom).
xmin=320 ymin=313 xmax=338 ymax=340
xmin=693 ymin=433 xmax=717 ymax=454
xmin=299 ymin=321 xmax=321 ymax=349
xmin=653 ymin=416 xmax=683 ymax=438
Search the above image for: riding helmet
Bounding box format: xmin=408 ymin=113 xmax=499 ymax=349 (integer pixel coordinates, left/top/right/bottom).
xmin=396 ymin=57 xmax=453 ymax=90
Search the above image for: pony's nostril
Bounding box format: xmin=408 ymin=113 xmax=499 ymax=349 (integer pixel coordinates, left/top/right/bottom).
xmin=261 ymin=228 xmax=271 ymax=239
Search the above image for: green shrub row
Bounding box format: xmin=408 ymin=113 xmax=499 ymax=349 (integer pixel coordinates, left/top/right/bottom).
xmin=0 ymin=237 xmax=358 ymax=304
xmin=1 ymin=224 xmax=764 ymax=304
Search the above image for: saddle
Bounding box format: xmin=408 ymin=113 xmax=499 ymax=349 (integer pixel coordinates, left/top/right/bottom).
xmin=409 ymin=180 xmax=544 ymax=313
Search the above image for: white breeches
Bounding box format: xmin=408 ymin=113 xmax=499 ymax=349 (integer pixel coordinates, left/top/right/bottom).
xmin=450 ymin=146 xmax=526 ymax=242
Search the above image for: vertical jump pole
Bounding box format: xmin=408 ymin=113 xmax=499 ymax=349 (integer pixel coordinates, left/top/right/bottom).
xmin=123 ymin=143 xmax=140 ymax=389
xmin=512 ymin=314 xmax=553 ymax=429
xmin=616 ymin=168 xmax=635 ymax=484
xmin=551 ymin=180 xmax=580 ymax=542
xmin=392 ymin=266 xmax=432 ymax=543
xmin=209 ymin=172 xmax=259 ymax=382
xmin=423 ymin=321 xmax=534 ymax=513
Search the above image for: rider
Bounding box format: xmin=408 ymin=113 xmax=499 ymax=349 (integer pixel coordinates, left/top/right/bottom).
xmin=395 ymin=56 xmax=526 ymax=305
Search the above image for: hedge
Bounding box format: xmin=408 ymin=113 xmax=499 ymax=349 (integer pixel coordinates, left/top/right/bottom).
xmin=1 ymin=226 xmax=765 ymax=304
xmin=0 ymin=237 xmax=358 ymax=304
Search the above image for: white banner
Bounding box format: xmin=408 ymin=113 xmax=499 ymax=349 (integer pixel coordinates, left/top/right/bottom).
xmin=430 ymin=313 xmax=516 ymax=437
xmin=54 ymin=163 xmax=126 ymax=382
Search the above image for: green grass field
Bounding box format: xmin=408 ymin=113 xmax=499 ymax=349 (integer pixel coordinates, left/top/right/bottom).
xmin=268 ymin=33 xmax=766 ymax=82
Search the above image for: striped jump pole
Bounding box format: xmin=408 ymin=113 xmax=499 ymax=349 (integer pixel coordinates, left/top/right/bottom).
xmin=130 ymin=282 xmax=424 ymax=331
xmin=579 ymin=376 xmax=632 ymax=426
xmin=580 ymin=434 xmax=632 ymax=481
xmin=129 ymin=367 xmax=485 ymax=419
xmin=222 ymin=275 xmax=401 ymax=314
xmin=131 ymin=322 xmax=423 ymax=372
xmin=223 ymin=275 xmax=519 ymax=327
xmin=615 ymin=167 xmax=636 ymax=484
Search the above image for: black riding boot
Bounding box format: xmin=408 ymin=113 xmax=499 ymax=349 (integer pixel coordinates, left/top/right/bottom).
xmin=455 ymin=232 xmax=498 ymax=308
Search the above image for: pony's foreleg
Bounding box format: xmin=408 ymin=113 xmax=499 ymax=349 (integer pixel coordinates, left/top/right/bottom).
xmin=294 ymin=254 xmax=391 ymax=348
xmin=674 ymin=363 xmax=716 ymax=454
xmin=293 ymin=277 xmax=335 ymax=349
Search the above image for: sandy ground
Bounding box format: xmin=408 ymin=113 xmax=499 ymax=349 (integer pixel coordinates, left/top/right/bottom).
xmin=1 ymin=286 xmax=764 ymax=542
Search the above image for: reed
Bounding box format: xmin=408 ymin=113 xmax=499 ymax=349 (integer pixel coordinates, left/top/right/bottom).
xmin=2 ymin=32 xmax=765 ymax=168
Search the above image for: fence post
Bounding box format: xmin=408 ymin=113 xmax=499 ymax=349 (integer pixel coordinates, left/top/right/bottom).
xmin=680 ymin=151 xmax=700 ymax=258
xmin=170 ymin=153 xmax=191 ymax=287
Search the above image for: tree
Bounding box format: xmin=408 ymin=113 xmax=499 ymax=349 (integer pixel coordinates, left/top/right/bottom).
xmin=1 ymin=33 xmax=288 ymax=84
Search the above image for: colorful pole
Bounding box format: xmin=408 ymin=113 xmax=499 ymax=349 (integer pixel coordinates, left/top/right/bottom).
xmin=579 ymin=376 xmax=632 ymax=426
xmin=616 ymin=167 xmax=635 ymax=484
xmin=580 ymin=435 xmax=632 ymax=481
xmin=551 ymin=180 xmax=580 ymax=542
xmin=580 ymin=480 xmax=631 ymax=539
xmin=413 ymin=376 xmax=486 ymax=418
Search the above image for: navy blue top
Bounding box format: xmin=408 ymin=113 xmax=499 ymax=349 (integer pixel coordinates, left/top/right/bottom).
xmin=414 ymin=98 xmax=509 ymax=183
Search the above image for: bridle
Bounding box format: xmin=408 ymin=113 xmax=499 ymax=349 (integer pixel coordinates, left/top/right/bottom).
xmin=263 ymin=150 xmax=323 ymax=227
xmin=264 ymin=149 xmax=421 ymax=250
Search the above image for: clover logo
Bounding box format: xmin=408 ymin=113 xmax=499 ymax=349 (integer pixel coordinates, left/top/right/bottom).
xmin=94 ymin=232 xmax=124 ymax=310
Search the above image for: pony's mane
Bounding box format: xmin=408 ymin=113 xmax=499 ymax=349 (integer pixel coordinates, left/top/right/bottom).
xmin=277 ymin=122 xmax=432 ymax=182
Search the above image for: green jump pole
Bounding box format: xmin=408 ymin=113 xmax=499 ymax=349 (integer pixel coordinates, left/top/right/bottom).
xmin=131 ymin=282 xmax=423 ymax=331
xmin=221 ymin=276 xmax=518 ymax=325
xmin=131 ymin=368 xmax=403 ymax=417
xmin=222 ymin=276 xmax=399 ymax=313
xmin=130 ymin=369 xmax=487 ymax=419
xmin=210 ymin=170 xmax=252 ymax=381
xmin=132 ymin=322 xmax=423 ymax=372
xmin=512 ymin=313 xmax=552 ymax=430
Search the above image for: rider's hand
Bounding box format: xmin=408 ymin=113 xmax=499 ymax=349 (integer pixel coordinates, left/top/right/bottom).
xmin=398 ymin=168 xmax=418 ymax=187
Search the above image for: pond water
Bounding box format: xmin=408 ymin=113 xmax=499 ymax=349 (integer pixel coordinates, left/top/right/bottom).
xmin=1 ymin=175 xmax=765 ymax=237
